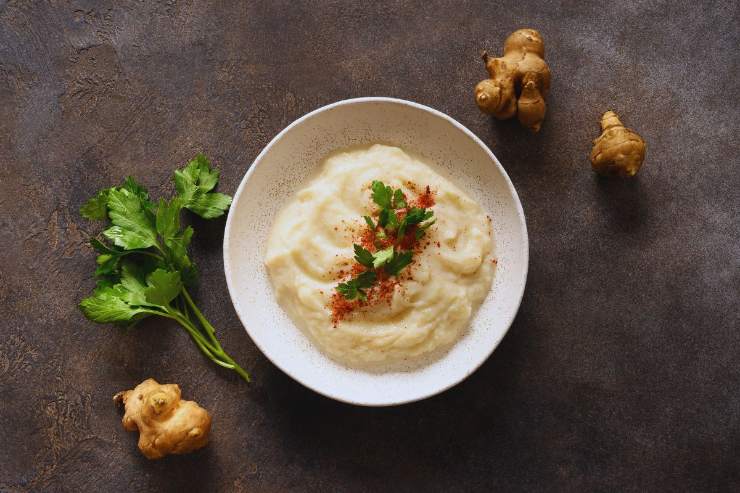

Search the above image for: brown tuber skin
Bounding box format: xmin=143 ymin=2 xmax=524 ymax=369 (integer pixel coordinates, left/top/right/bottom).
xmin=590 ymin=111 xmax=646 ymax=177
xmin=475 ymin=28 xmax=551 ymax=132
xmin=114 ymin=378 xmax=212 ymax=459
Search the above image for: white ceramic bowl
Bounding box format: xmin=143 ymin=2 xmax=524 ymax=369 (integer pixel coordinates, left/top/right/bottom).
xmin=224 ymin=97 xmax=528 ymax=406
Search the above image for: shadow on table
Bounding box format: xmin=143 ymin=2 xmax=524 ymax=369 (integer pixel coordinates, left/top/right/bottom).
xmin=256 ymin=305 xmax=534 ymax=484
xmin=484 ymin=117 xmax=551 ymax=182
xmin=593 ymin=175 xmax=648 ymax=233
xmin=135 ymin=446 xmax=216 ymax=490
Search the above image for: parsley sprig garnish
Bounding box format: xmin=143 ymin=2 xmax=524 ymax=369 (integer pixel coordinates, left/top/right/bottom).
xmin=335 ymin=181 xmax=434 ymax=301
xmin=336 ymin=270 xmax=377 ymax=301
xmin=78 ymin=154 xmax=250 ymax=382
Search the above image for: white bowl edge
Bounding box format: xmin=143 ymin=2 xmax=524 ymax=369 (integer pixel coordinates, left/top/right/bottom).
xmin=223 ymin=97 xmax=529 ymax=406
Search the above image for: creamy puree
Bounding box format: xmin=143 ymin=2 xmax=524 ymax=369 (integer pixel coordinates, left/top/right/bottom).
xmin=265 ymin=144 xmax=494 ymax=368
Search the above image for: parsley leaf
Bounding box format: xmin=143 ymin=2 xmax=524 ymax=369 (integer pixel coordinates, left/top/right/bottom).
xmin=174 ymin=154 xmax=233 ymax=219
xmin=392 ymin=188 xmax=407 ymax=209
xmin=103 ymin=187 xmax=158 ymax=250
xmin=378 ymin=208 xmax=399 ymax=229
xmin=144 ymin=269 xmax=182 ymax=306
xmin=80 ymin=189 xmax=111 ymax=220
xmin=122 ymin=176 xmax=153 ymax=207
xmin=372 ymin=181 xmax=408 ymax=232
xmin=384 ymin=250 xmax=413 ymax=276
xmin=91 ymin=238 xmax=120 ymax=274
xmin=90 ymin=237 xmax=120 ymax=255
xmin=89 ymin=238 xmax=139 ymax=277
xmin=363 ymin=215 xmax=375 ymax=229
xmin=372 ymin=246 xmax=394 ymax=268
xmin=174 ymin=155 xmax=219 ymax=196
xmin=405 ymin=207 xmax=434 ymax=225
xmin=335 ymin=282 xmax=356 ymax=300
xmin=336 ymin=270 xmax=377 ymax=301
xmin=79 ymin=288 xmax=152 ymax=323
xmin=398 ymin=207 xmax=434 ymax=238
xmin=119 ymin=260 xmax=158 ymax=306
xmin=355 ymin=270 xmax=377 ymax=289
xmin=165 ymin=226 xmax=196 ymax=285
xmin=187 ymin=192 xmax=232 ymax=219
xmin=80 ymin=264 xmax=180 ymax=327
xmin=155 ymin=197 xmax=182 ymax=240
xmin=95 ymin=253 xmax=119 ymax=277
xmin=353 ymin=244 xmax=375 ymax=268
xmin=371 ymin=180 xmax=393 ymax=209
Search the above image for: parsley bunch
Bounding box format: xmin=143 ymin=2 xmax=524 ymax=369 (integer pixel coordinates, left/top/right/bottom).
xmin=336 ymin=181 xmax=435 ymax=301
xmin=79 ymin=155 xmax=249 ymax=382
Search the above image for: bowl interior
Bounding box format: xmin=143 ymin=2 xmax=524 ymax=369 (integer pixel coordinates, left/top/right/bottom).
xmin=224 ymin=98 xmax=528 ymax=406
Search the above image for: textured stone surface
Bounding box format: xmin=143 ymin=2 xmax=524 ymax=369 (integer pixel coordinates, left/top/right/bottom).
xmin=1 ymin=1 xmax=739 ymax=491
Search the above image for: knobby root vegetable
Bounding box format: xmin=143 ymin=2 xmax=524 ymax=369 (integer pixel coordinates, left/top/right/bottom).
xmin=590 ymin=111 xmax=646 ymax=177
xmin=114 ymin=378 xmax=212 ymax=459
xmin=475 ymin=28 xmax=551 ymax=132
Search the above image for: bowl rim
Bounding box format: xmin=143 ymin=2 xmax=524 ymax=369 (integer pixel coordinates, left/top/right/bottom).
xmin=223 ymin=96 xmax=529 ymax=406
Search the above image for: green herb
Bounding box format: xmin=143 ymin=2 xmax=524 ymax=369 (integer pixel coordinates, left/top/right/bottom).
xmin=415 ymin=218 xmax=436 ymax=240
xmin=336 ymin=270 xmax=377 ymax=301
xmin=373 ymin=180 xmax=404 ymax=231
xmin=173 ymin=155 xmax=233 ymax=219
xmin=384 ymin=250 xmax=413 ymax=276
xmin=78 ymin=154 xmax=249 ymax=382
xmin=372 ymin=246 xmax=395 ymax=268
xmin=371 ymin=180 xmax=393 ymax=209
xmin=335 ymin=180 xmax=435 ymax=301
xmin=392 ymin=188 xmax=407 ymax=209
xmin=378 ymin=208 xmax=399 ymax=230
xmin=404 ymin=207 xmax=435 ymax=226
xmin=79 ymin=189 xmax=110 ymax=220
xmin=421 ymin=218 xmax=436 ymax=229
xmin=353 ymin=244 xmax=375 ymax=268
xmin=397 ymin=207 xmax=434 ymax=238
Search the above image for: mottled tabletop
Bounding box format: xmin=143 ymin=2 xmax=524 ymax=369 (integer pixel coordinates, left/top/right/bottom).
xmin=2 ymin=1 xmax=739 ymax=491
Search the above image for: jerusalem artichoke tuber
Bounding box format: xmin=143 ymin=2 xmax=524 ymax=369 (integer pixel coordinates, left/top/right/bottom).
xmin=114 ymin=378 xmax=212 ymax=459
xmin=475 ymin=28 xmax=551 ymax=132
xmin=590 ymin=111 xmax=646 ymax=177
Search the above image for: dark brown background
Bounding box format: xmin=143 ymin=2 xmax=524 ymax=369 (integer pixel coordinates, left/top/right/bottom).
xmin=1 ymin=1 xmax=739 ymax=491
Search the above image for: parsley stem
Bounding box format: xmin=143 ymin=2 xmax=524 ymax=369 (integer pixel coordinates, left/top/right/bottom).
xmin=174 ymin=315 xmax=237 ymax=370
xmin=107 ymin=248 xmax=164 ymax=262
xmin=167 ymin=303 xmax=251 ymax=382
xmin=186 ymin=328 xmax=226 ymax=366
xmin=153 ymin=242 xmax=168 ymax=258
xmin=166 ymin=311 xmax=220 ymax=353
xmin=182 ymin=288 xmax=222 ymax=349
xmin=138 ymin=250 xmax=165 ymax=261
